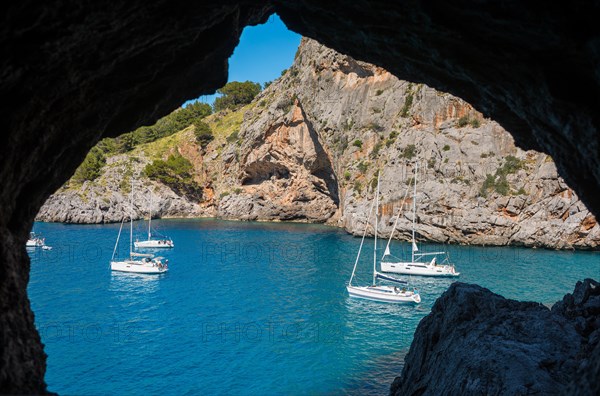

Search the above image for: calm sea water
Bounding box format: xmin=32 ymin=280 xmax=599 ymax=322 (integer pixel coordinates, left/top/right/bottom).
xmin=28 ymin=219 xmax=599 ymax=395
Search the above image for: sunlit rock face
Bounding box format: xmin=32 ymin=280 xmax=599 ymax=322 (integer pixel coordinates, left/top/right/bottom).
xmin=1 ymin=1 xmax=599 ymax=393
xmin=276 ymin=0 xmax=600 ymax=219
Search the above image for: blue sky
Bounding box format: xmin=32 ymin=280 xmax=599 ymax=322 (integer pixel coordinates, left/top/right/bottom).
xmin=187 ymin=14 xmax=301 ymax=106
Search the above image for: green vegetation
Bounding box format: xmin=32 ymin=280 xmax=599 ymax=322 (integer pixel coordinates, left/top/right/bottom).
xmin=357 ymin=161 xmax=369 ymax=173
xmin=401 ymin=144 xmax=416 ymax=159
xmin=375 ymin=89 xmax=384 ymax=96
xmin=194 ymin=120 xmax=214 ymax=149
xmin=118 ymin=160 xmax=135 ymax=194
xmin=213 ymin=81 xmax=261 ymax=112
xmin=124 ymin=102 xmax=210 ymax=150
xmin=400 ymin=89 xmax=414 ymax=118
xmin=344 ymin=171 xmax=351 ymax=181
xmin=495 ymin=176 xmax=510 ymax=195
xmin=353 ymin=180 xmax=363 ymax=195
xmin=144 ymin=154 xmax=203 ymax=200
xmin=279 ymin=94 xmax=296 ymax=113
xmin=370 ymin=176 xmax=378 ymax=191
xmin=72 ymin=147 xmax=106 ymax=183
xmin=206 ymin=103 xmax=250 ymax=140
xmin=499 ymin=155 xmax=524 ymax=175
xmin=368 ymin=122 xmax=384 ymax=132
xmin=457 ymin=115 xmax=482 ymax=128
xmin=451 ymin=176 xmax=471 ymax=186
xmin=370 ymin=141 xmax=383 ymax=158
xmin=92 ymin=101 xmax=212 ymax=157
xmin=339 ymin=136 xmax=349 ymax=152
xmin=386 ymin=130 xmax=398 ymax=147
xmin=428 ymin=158 xmax=436 ymax=169
xmin=226 ymin=130 xmax=240 ymax=144
xmin=442 ymin=144 xmax=451 ymax=151
xmin=352 ymin=139 xmax=363 ymax=149
xmin=479 ymin=155 xmax=525 ymax=197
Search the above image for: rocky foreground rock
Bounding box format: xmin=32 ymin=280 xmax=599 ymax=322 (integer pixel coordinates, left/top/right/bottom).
xmin=390 ymin=279 xmax=600 ymax=395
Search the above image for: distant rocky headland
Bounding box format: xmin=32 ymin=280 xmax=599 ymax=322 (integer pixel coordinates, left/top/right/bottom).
xmin=37 ymin=38 xmax=599 ymax=250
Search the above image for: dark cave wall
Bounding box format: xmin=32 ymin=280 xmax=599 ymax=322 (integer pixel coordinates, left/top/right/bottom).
xmin=0 ymin=1 xmax=271 ymax=392
xmin=1 ymin=1 xmax=599 ymax=393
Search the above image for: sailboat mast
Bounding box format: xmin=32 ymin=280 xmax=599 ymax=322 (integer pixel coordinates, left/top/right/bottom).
xmin=130 ymin=178 xmax=134 ymax=257
xmin=411 ymin=161 xmax=418 ymax=263
xmin=148 ymin=191 xmax=152 ymax=241
xmin=373 ymin=171 xmax=380 ymax=286
xmin=349 ymin=197 xmax=376 ymax=286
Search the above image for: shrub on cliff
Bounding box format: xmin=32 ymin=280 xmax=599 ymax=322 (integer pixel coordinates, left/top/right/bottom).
xmin=72 ymin=147 xmax=106 ymax=183
xmin=144 ymin=154 xmax=203 ymax=200
xmin=213 ymin=81 xmax=261 ymax=112
xmin=109 ymin=101 xmax=212 ymax=153
xmin=194 ymin=120 xmax=214 ymax=149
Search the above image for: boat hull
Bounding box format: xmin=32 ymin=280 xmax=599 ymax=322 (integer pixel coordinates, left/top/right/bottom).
xmin=134 ymin=240 xmax=174 ymax=248
xmin=111 ymin=260 xmax=168 ymax=274
xmin=347 ymin=285 xmax=421 ymax=304
xmin=381 ymin=261 xmax=460 ymax=277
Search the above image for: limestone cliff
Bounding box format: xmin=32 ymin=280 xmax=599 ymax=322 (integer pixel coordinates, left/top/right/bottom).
xmin=37 ymin=38 xmax=599 ymax=249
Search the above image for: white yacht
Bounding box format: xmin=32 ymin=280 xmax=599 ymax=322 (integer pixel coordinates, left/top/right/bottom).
xmin=134 ymin=193 xmax=174 ymax=249
xmin=110 ymin=185 xmax=169 ymax=274
xmin=380 ymin=162 xmax=459 ymax=277
xmin=347 ymin=172 xmax=421 ymax=304
xmin=26 ymin=232 xmax=45 ymax=247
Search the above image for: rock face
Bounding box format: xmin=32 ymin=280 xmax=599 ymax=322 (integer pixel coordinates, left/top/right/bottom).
xmin=44 ymin=38 xmax=599 ymax=250
xmin=275 ymin=1 xmax=600 ymax=223
xmin=36 ymin=146 xmax=210 ymax=224
xmin=2 ymin=1 xmax=600 ymax=393
xmin=217 ymin=101 xmax=339 ymax=222
xmin=390 ymin=279 xmax=600 ymax=396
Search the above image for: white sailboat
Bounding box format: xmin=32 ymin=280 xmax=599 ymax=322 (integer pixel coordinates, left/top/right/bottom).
xmin=110 ymin=184 xmax=169 ymax=274
xmin=134 ymin=194 xmax=174 ymax=249
xmin=380 ymin=162 xmax=460 ymax=277
xmin=347 ymin=172 xmax=421 ymax=304
xmin=26 ymin=231 xmax=51 ymax=249
xmin=26 ymin=232 xmax=45 ymax=247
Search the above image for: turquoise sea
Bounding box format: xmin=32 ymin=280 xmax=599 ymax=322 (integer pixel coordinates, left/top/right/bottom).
xmin=28 ymin=219 xmax=599 ymax=395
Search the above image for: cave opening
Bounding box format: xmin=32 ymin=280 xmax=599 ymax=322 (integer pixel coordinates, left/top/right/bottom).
xmin=1 ymin=2 xmax=599 ymax=394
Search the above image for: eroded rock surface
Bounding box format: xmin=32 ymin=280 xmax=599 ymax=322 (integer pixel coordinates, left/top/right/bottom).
xmin=390 ymin=279 xmax=600 ymax=396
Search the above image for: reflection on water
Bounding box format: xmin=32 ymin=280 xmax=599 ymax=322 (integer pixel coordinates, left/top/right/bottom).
xmin=109 ymin=272 xmax=163 ymax=293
